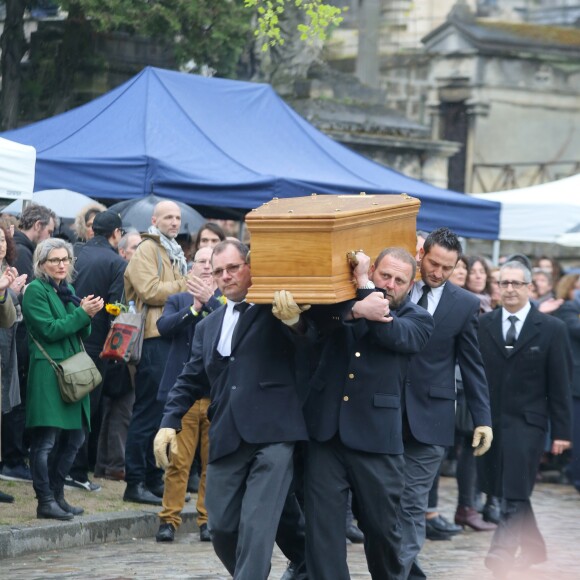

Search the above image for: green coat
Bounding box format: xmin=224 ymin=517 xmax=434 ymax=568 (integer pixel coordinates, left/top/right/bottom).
xmin=22 ymin=279 xmax=92 ymax=430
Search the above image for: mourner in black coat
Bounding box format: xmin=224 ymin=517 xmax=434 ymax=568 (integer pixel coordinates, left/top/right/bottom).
xmin=477 ymin=260 xmax=572 ymax=577
xmin=154 ymin=240 xmax=312 ymax=580
xmin=303 ymin=248 xmax=434 ymax=580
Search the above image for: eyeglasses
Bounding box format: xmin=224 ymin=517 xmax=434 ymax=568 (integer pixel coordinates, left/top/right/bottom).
xmin=194 ymin=258 xmax=211 ymax=265
xmin=498 ymin=280 xmax=527 ymax=289
xmin=212 ymin=263 xmax=245 ymax=278
xmin=45 ymin=257 xmax=74 ymax=266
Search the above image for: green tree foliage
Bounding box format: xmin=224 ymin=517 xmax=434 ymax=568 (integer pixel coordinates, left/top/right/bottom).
xmin=60 ymin=0 xmax=252 ymax=77
xmin=243 ymin=0 xmax=344 ymax=50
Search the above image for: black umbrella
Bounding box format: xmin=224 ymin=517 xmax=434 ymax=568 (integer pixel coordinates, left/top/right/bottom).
xmin=108 ymin=194 xmax=205 ymax=235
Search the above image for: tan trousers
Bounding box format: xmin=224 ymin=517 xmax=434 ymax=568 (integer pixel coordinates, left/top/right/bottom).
xmin=159 ymin=398 xmax=210 ymax=528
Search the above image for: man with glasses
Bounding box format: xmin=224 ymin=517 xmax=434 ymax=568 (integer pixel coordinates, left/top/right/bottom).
xmin=124 ymin=200 xmax=189 ymax=505
xmin=67 ymin=210 xmax=128 ymax=492
xmin=154 ymin=239 xmax=311 ymax=579
xmin=478 ymin=260 xmax=572 ymax=577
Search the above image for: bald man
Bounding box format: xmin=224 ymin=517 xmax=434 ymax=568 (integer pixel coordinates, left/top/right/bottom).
xmin=123 ymin=201 xmax=189 ymax=505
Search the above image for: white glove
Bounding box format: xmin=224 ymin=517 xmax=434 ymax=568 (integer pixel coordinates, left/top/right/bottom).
xmin=272 ymin=290 xmax=311 ymax=326
xmin=153 ymin=428 xmax=178 ymax=470
xmin=472 ymin=426 xmax=493 ymax=457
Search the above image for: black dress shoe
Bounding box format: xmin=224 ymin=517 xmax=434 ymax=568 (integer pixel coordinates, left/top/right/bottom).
xmin=482 ymin=497 xmax=501 ymax=524
xmin=56 ymin=497 xmax=85 ymax=515
xmin=280 ymin=561 xmax=301 ymax=580
xmin=425 ymin=518 xmax=452 ymax=541
xmin=199 ymin=523 xmax=211 ymax=542
xmin=124 ymin=482 xmax=162 ymax=505
xmin=37 ymin=499 xmax=74 ymax=521
xmin=156 ymin=522 xmax=175 ymax=542
xmin=0 ymin=490 xmax=14 ymax=503
xmin=346 ymin=523 xmax=364 ymax=543
xmin=426 ymin=514 xmax=462 ymax=535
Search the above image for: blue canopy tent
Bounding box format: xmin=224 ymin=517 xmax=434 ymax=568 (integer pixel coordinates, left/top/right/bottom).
xmin=1 ymin=67 xmax=499 ymax=239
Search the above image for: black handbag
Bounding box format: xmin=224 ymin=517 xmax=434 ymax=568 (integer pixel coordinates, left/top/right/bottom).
xmin=31 ymin=335 xmax=102 ymax=403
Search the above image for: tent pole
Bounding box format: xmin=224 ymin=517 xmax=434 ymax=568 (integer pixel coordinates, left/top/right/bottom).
xmin=492 ymin=240 xmax=501 ymax=266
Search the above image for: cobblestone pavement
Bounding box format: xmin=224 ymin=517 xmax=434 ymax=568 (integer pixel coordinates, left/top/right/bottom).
xmin=2 ymin=477 xmax=579 ymax=579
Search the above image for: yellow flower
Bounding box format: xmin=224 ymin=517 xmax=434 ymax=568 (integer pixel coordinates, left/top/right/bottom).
xmin=218 ymin=295 xmax=227 ymax=305
xmin=105 ymin=303 xmax=121 ymax=316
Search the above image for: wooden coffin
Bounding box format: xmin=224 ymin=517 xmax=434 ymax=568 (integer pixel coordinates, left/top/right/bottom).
xmin=245 ymin=193 xmax=420 ymax=304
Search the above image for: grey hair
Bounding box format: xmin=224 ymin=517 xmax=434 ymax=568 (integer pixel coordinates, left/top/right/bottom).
xmin=500 ymin=260 xmax=532 ymax=284
xmin=118 ymin=229 xmax=140 ymax=252
xmin=33 ymin=238 xmax=75 ymax=284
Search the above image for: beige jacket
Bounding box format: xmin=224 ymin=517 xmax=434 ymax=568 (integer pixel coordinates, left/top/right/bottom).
xmin=124 ymin=234 xmax=187 ymax=339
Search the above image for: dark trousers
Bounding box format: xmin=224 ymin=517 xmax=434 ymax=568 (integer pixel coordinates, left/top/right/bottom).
xmin=205 ymin=441 xmax=294 ymax=580
xmin=399 ymin=436 xmax=446 ymax=580
xmin=124 ymin=338 xmax=168 ymax=487
xmin=571 ymin=397 xmax=580 ymax=490
xmin=456 ymin=433 xmax=477 ymax=507
xmin=305 ymin=437 xmax=405 ymax=580
xmin=29 ymin=427 xmax=85 ymax=500
xmin=488 ymin=498 xmax=546 ymax=565
xmin=2 ymin=331 xmax=29 ymax=467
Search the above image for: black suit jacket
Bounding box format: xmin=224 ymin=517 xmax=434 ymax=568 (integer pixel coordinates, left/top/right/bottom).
xmin=156 ymin=290 xmax=222 ymax=402
xmin=405 ymin=282 xmax=491 ymax=447
xmin=160 ymin=304 xmax=310 ymax=463
xmin=553 ymin=300 xmax=580 ymax=399
xmin=304 ymin=296 xmax=434 ymax=455
xmin=477 ymin=305 xmax=572 ymax=500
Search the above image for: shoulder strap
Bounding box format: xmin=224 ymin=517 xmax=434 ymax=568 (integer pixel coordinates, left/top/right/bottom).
xmin=30 ymin=332 xmax=86 ymax=370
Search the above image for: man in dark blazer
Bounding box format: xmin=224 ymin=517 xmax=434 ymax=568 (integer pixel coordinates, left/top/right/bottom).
xmin=303 ymin=248 xmax=434 ymax=580
xmin=478 ymin=260 xmax=572 ymax=577
xmin=153 ymin=239 xmax=312 ymax=580
xmin=154 ymin=245 xmax=223 ymax=543
xmin=400 ymin=227 xmax=493 ymax=579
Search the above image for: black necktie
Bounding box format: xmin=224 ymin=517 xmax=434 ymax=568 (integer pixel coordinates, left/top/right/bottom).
xmin=505 ymin=315 xmax=518 ymax=347
xmin=234 ymin=302 xmax=250 ymax=315
xmin=417 ymin=285 xmax=431 ymax=310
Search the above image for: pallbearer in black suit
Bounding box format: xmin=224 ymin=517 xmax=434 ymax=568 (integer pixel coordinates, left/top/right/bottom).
xmin=303 ymin=248 xmax=434 ymax=580
xmin=153 ymin=240 xmax=312 ymax=580
xmin=478 ymin=260 xmax=572 ymax=577
xmin=400 ymin=227 xmax=493 ymax=579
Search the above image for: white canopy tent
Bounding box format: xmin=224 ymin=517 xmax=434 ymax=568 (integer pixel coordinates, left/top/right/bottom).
xmin=0 ymin=137 xmax=36 ymax=201
xmin=471 ymin=174 xmax=580 ymax=244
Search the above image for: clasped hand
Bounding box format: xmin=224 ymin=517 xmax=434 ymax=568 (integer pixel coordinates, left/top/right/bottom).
xmin=80 ymin=294 xmax=104 ymax=317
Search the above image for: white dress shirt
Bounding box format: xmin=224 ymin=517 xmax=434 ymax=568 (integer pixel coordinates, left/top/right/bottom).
xmin=217 ymin=301 xmax=252 ymax=357
xmin=410 ymin=281 xmax=445 ymax=316
xmin=501 ymin=302 xmax=531 ymax=343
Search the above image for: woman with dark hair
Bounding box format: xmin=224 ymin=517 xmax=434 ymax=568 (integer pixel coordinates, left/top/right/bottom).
xmin=454 ymin=255 xmax=499 ymax=531
xmin=23 ymin=238 xmax=103 ymax=520
xmin=0 ymin=226 xmax=22 ymax=503
xmin=465 ymin=256 xmax=493 ymax=314
xmin=552 ymin=274 xmax=580 ymax=494
xmin=0 ymin=225 xmax=27 ymax=435
xmin=536 ymin=256 xmax=563 ymax=284
xmin=194 ymin=222 xmax=226 ymax=251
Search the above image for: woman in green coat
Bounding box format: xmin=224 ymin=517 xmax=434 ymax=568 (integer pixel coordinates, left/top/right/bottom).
xmin=23 ymin=238 xmax=103 ymax=520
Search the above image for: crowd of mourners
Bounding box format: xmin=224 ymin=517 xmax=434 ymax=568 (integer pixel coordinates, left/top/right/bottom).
xmin=0 ymin=201 xmax=578 ymax=580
